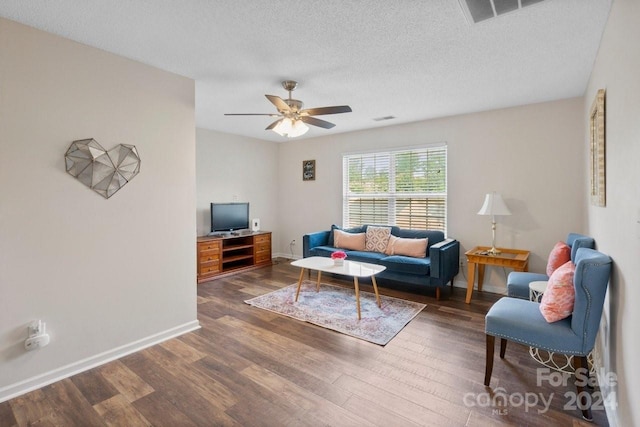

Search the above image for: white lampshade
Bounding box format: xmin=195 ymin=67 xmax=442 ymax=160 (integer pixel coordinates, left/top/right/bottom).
xmin=477 ymin=192 xmax=511 ymax=255
xmin=477 ymin=192 xmax=511 ymax=216
xmin=273 ymin=118 xmax=309 ymax=138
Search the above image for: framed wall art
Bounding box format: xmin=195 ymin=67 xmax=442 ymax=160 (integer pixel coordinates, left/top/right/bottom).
xmin=303 ymin=160 xmax=316 ymax=181
xmin=589 ymin=89 xmax=606 ymax=207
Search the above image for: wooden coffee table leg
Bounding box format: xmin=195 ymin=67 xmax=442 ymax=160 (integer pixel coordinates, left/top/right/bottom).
xmin=371 ymin=276 xmax=381 ymax=308
xmin=295 ymin=268 xmax=305 ymax=302
xmin=316 ymin=271 xmax=322 ymax=292
xmin=354 ymin=277 xmax=361 ymax=320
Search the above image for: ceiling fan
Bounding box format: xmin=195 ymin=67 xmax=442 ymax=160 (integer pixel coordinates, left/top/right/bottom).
xmin=224 ymin=80 xmax=352 ymax=137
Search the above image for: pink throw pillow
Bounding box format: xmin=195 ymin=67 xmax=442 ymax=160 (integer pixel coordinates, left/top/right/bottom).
xmin=539 ymin=260 xmax=575 ymax=323
xmin=384 ymin=235 xmax=428 ymax=258
xmin=333 ymin=229 xmax=366 ymax=251
xmin=546 ymin=241 xmax=571 ymax=276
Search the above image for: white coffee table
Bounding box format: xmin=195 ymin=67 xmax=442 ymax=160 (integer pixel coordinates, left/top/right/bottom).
xmin=291 ymin=256 xmax=386 ymax=320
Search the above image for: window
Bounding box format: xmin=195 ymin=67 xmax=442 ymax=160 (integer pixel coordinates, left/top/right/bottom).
xmin=343 ymin=145 xmax=447 ymax=232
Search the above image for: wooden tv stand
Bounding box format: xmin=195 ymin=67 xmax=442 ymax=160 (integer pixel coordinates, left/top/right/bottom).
xmin=197 ymin=231 xmax=272 ymax=284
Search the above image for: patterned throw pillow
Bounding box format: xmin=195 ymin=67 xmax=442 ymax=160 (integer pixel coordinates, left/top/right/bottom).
xmin=384 ymin=235 xmax=428 ymax=258
xmin=546 ymin=241 xmax=571 ymax=276
xmin=539 ymin=260 xmax=575 ymax=322
xmin=365 ymin=226 xmax=392 ymax=252
xmin=333 ymin=229 xmax=366 ymax=251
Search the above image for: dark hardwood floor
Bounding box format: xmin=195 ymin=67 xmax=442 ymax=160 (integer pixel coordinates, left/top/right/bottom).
xmin=1 ymin=259 xmax=608 ymax=426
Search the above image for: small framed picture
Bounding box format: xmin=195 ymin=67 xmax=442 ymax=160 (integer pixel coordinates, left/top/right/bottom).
xmin=303 ymin=160 xmax=315 ymax=181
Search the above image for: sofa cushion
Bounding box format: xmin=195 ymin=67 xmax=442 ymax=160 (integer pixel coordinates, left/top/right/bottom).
xmin=364 ymin=224 xmax=401 ymax=236
xmin=384 ymin=235 xmax=428 ymax=258
xmin=328 ymin=224 xmax=364 ymax=246
xmin=334 ymin=229 xmax=366 ymax=251
xmin=365 ymin=226 xmax=392 ymax=252
xmin=379 ymin=255 xmax=431 ymax=275
xmin=394 ymin=229 xmax=444 ymax=248
xmin=309 ymin=246 xmax=344 ymax=258
xmin=342 ymin=251 xmax=388 ymax=263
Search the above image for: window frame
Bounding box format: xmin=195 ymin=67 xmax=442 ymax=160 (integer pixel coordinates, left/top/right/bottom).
xmin=342 ymin=143 xmax=448 ymax=233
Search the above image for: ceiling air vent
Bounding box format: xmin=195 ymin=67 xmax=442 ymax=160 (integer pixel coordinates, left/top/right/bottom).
xmin=458 ymin=0 xmax=546 ymax=24
xmin=373 ymin=116 xmax=396 ymax=122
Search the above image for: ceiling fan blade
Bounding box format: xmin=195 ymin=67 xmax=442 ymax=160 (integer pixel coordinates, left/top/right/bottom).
xmin=224 ymin=113 xmax=280 ymax=116
xmin=265 ymin=119 xmax=283 ymax=130
xmin=300 ymin=116 xmax=335 ymax=129
xmin=300 ymin=105 xmax=352 ymax=116
xmin=265 ymin=95 xmax=291 ymax=113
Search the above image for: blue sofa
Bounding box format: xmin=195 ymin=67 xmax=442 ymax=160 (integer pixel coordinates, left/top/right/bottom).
xmin=303 ymin=225 xmax=460 ymax=299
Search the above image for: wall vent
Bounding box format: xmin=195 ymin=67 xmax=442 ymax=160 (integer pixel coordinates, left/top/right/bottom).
xmin=458 ymin=0 xmax=546 ymax=24
xmin=373 ymin=116 xmax=396 ymax=122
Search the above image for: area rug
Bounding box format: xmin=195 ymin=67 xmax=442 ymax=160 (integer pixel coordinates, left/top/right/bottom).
xmin=244 ymin=280 xmax=426 ymax=345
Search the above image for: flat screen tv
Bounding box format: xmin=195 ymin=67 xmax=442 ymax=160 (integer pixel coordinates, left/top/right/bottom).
xmin=210 ymin=202 xmax=250 ymax=233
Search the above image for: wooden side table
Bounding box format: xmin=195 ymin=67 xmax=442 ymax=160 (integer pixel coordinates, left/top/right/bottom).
xmin=465 ymin=246 xmax=530 ymax=303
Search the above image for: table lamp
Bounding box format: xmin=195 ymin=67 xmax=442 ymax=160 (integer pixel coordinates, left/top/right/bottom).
xmin=477 ymin=192 xmax=511 ymax=255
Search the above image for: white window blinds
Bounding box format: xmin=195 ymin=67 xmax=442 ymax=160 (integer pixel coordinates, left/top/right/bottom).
xmin=343 ymin=145 xmax=447 ymax=232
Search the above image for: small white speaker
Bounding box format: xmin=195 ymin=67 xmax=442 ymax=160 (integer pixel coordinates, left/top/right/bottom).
xmin=252 ymin=218 xmax=260 ymax=232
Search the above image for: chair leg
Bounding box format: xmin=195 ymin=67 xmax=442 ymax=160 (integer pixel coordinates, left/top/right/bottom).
xmin=436 ymin=287 xmax=441 ymax=300
xmin=574 ymin=356 xmax=593 ymax=421
xmin=500 ymin=338 xmax=507 ymax=358
xmin=484 ymin=334 xmax=495 ymax=386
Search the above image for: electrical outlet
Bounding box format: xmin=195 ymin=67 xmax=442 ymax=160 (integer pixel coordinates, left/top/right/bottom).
xmin=25 ymin=334 xmax=50 ymax=351
xmin=25 ymin=320 xmax=50 ymax=351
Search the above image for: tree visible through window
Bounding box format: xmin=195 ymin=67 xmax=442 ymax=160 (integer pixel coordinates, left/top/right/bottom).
xmin=343 ymin=145 xmax=447 ymax=232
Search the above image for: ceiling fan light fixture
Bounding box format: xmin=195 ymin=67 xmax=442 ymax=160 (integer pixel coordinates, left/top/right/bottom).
xmin=226 ymin=80 xmax=351 ymax=136
xmin=273 ymin=118 xmax=309 ymax=138
xmin=291 ymin=119 xmax=309 ymax=137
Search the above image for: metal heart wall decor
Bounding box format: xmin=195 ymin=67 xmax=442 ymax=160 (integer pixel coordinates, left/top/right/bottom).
xmin=65 ymin=138 xmax=141 ymax=199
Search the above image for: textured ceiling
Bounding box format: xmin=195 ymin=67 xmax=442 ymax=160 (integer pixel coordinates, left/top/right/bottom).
xmin=0 ymin=1 xmax=611 ymax=142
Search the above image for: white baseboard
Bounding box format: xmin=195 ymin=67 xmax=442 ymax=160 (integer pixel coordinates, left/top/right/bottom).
xmin=452 ymin=277 xmax=507 ymax=296
xmin=273 ymin=252 xmax=299 ymax=260
xmin=593 ymin=337 xmax=619 ymax=426
xmin=0 ymin=320 xmax=200 ymax=403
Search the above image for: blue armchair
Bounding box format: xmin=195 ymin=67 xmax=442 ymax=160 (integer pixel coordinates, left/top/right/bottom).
xmin=484 ymin=248 xmax=611 ymax=421
xmin=506 ymin=233 xmax=595 ymax=299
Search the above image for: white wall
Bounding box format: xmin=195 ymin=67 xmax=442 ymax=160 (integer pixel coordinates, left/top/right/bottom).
xmin=0 ymin=18 xmax=198 ymax=400
xmin=196 ymin=129 xmax=280 ymax=250
xmin=278 ymin=98 xmax=585 ymax=293
xmin=585 ymin=0 xmax=640 ymax=425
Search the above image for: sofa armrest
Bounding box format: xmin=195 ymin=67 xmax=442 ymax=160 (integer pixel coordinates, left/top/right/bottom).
xmin=303 ymin=230 xmax=331 ymax=258
xmin=429 ymin=238 xmax=460 ymax=280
